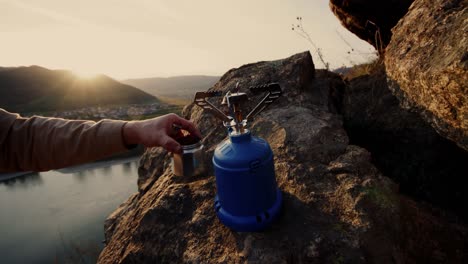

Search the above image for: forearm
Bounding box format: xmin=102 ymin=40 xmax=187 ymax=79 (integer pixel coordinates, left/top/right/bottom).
xmin=0 ymin=112 xmax=129 ymax=172
xmin=1 ymin=110 xmax=201 ymax=172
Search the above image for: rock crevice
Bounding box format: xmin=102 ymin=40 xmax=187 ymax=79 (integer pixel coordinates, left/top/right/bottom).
xmin=340 ymin=63 xmax=468 ymax=222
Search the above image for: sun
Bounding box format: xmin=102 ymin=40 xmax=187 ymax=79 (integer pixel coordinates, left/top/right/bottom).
xmin=72 ymin=68 xmax=99 ymax=79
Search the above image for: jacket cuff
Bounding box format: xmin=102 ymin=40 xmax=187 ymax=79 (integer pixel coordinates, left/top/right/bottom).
xmin=121 ymin=122 xmax=138 ymax=150
xmin=99 ymin=120 xmax=134 ymax=152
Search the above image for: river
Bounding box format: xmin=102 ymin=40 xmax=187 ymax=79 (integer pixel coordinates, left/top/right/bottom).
xmin=0 ymin=157 xmax=140 ymax=263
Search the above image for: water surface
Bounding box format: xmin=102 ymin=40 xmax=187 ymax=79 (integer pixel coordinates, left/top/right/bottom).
xmin=0 ymin=158 xmax=139 ymax=263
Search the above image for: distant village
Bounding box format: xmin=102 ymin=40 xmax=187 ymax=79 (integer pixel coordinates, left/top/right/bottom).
xmin=25 ymin=102 xmax=181 ymax=120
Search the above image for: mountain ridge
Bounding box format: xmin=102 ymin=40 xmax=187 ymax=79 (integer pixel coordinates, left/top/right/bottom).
xmin=0 ymin=65 xmax=157 ymax=114
xmin=121 ymin=75 xmax=220 ymax=103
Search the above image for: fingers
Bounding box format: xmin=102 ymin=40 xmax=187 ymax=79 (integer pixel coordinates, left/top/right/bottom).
xmin=162 ymin=135 xmax=182 ymax=154
xmin=172 ymin=115 xmax=202 ymax=139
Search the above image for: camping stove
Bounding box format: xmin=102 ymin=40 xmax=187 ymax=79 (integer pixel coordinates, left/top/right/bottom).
xmin=194 ymin=83 xmax=283 ymax=231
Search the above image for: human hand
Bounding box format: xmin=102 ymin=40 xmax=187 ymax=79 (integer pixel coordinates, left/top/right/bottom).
xmin=122 ymin=113 xmax=202 ymax=153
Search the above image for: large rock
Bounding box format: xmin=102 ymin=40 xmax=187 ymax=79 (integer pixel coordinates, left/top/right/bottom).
xmin=329 ymin=0 xmax=414 ymax=52
xmin=385 ymin=0 xmax=468 ymax=150
xmin=98 ymin=52 xmax=467 ymax=263
xmin=341 ymin=64 xmax=468 ymax=221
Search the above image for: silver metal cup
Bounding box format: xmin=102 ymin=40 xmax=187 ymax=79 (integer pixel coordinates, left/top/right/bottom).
xmin=171 ymin=140 xmax=204 ymax=176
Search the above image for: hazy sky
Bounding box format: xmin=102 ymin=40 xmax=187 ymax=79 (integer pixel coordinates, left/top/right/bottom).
xmin=0 ymin=0 xmax=376 ymax=79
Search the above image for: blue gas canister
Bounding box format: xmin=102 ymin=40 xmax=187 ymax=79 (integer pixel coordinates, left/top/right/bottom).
xmin=194 ymin=83 xmax=283 ymax=231
xmin=213 ymin=130 xmax=282 ymax=231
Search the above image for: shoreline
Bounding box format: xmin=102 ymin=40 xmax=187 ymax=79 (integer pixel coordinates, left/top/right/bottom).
xmin=0 ymin=155 xmax=141 ymax=181
xmin=57 ymin=156 xmax=140 ymax=174
xmin=0 ymin=171 xmax=35 ymax=182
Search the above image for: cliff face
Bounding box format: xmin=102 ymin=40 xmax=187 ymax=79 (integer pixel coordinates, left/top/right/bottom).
xmin=385 ymin=0 xmax=468 ymax=150
xmin=98 ymin=52 xmax=467 ymax=263
xmin=329 ymin=0 xmax=414 ymax=51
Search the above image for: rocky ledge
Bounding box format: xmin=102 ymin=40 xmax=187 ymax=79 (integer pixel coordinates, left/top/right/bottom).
xmin=98 ymin=52 xmax=467 ymax=263
xmin=329 ymin=0 xmax=414 ymax=51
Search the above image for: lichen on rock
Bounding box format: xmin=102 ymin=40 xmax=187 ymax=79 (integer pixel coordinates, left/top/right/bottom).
xmin=385 ymin=0 xmax=468 ymax=150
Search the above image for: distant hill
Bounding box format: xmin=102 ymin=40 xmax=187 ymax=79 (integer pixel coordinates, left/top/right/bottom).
xmin=333 ymin=66 xmax=353 ymax=75
xmin=0 ymin=66 xmax=157 ymax=113
xmin=0 ymin=67 xmax=15 ymax=72
xmin=121 ymin=75 xmax=220 ymax=104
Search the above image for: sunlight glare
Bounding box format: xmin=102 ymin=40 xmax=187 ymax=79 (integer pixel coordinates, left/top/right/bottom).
xmin=72 ymin=68 xmax=99 ymax=79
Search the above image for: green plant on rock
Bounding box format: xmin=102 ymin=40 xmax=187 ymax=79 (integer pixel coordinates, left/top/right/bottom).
xmin=342 ymin=58 xmax=383 ymax=80
xmin=362 ymin=186 xmax=397 ymax=210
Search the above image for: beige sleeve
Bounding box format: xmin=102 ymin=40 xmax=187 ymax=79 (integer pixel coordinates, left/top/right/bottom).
xmin=0 ymin=108 xmax=130 ymax=172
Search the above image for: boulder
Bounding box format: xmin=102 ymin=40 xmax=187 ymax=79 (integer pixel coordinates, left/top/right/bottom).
xmin=385 ymin=0 xmax=468 ymax=150
xmin=98 ymin=52 xmax=467 ymax=263
xmin=329 ymin=0 xmax=414 ymax=52
xmin=341 ymin=64 xmax=468 ymax=221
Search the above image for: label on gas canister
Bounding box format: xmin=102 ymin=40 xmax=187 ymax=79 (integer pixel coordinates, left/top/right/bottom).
xmin=249 ymin=159 xmax=261 ymax=173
